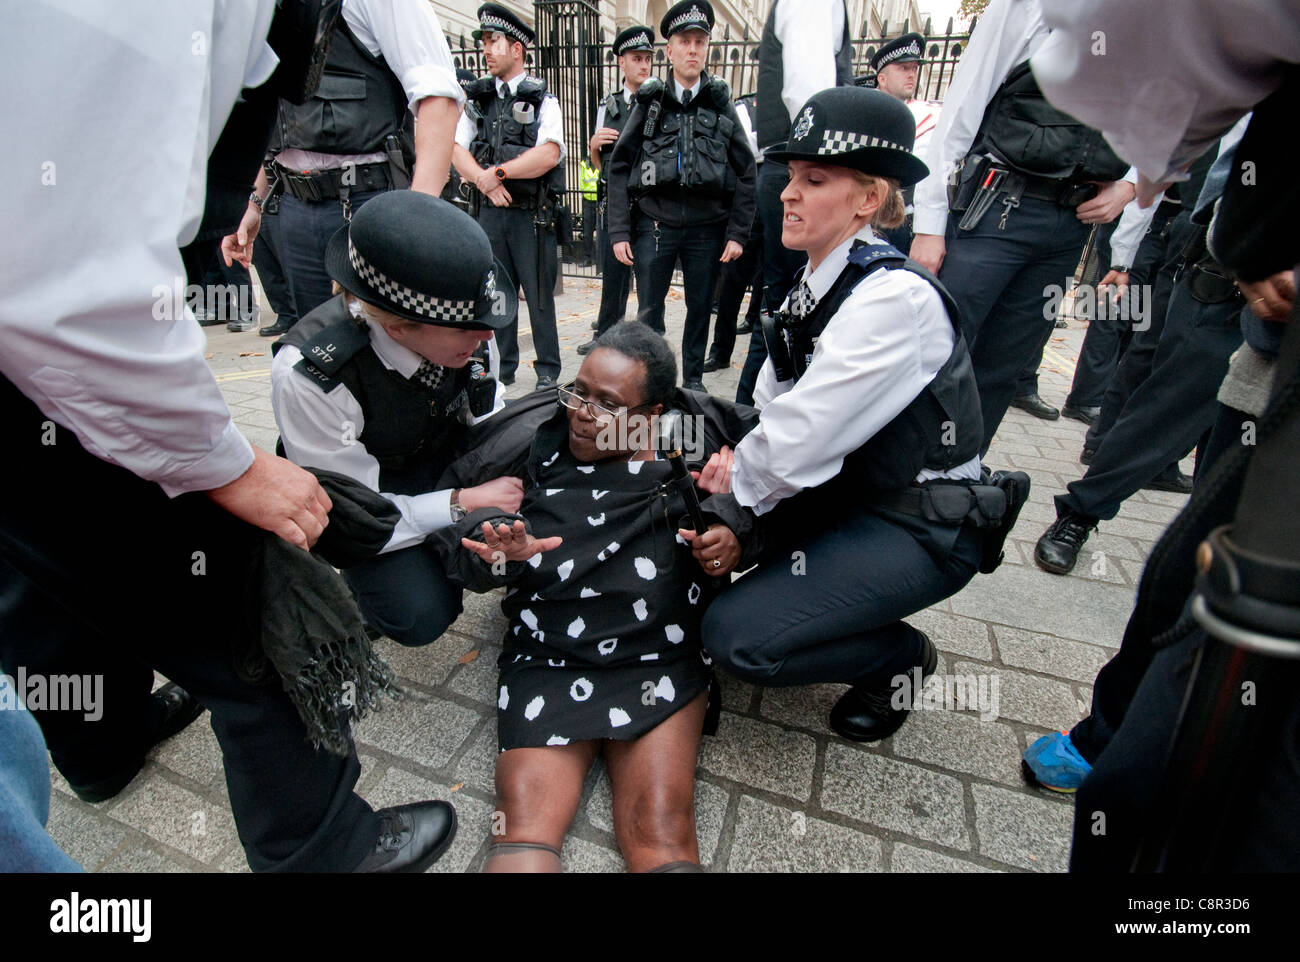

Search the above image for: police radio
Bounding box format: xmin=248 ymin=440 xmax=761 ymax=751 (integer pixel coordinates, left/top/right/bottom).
xmin=464 ymin=349 xmax=497 ymax=418
xmin=760 ymin=310 xmax=797 ymax=383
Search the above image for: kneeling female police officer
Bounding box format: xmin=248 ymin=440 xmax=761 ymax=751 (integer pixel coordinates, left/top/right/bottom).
xmin=688 ymin=86 xmax=990 ymax=741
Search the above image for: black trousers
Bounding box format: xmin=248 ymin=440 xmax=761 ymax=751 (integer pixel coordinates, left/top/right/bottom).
xmin=593 ymin=203 xmax=632 ymax=338
xmin=478 ymin=204 xmax=561 ymax=381
xmin=250 ymin=206 xmax=299 ymax=326
xmin=738 ymin=160 xmax=806 ymax=406
xmin=708 ymin=214 xmax=763 ymax=367
xmin=703 ymin=507 xmax=981 ymax=689
xmin=1054 ymin=282 xmax=1244 ymax=522
xmin=0 ymin=374 xmax=378 ymax=872
xmin=938 ymin=196 xmax=1090 ymax=455
xmin=1066 ymin=211 xmax=1175 ymax=409
xmin=342 ymin=542 xmax=463 ymax=648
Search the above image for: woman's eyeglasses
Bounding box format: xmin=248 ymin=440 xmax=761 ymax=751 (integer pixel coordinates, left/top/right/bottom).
xmin=557 ymin=382 xmax=652 ymax=424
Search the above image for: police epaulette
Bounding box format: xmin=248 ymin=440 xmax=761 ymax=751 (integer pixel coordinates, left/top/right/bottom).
xmin=464 ymin=76 xmax=496 ymax=103
xmin=847 ymin=240 xmax=906 ymax=269
xmin=516 ymin=76 xmax=547 ymax=102
xmin=706 ymin=76 xmax=731 ymax=109
xmin=846 ymin=240 xmax=965 ymax=336
xmin=292 ymin=315 xmax=370 ymax=392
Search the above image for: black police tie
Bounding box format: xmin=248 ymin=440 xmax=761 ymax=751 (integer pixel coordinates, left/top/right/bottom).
xmin=681 ymin=89 xmax=692 ymax=107
xmin=789 ymin=280 xmax=816 ymax=318
xmin=412 ymin=360 xmax=446 ymax=391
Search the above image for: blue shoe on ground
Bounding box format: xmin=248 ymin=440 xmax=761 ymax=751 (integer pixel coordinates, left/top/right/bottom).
xmin=1022 ymin=731 xmax=1092 ymax=793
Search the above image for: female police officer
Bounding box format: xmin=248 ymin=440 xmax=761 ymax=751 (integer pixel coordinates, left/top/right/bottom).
xmin=686 ymin=86 xmax=992 ymax=742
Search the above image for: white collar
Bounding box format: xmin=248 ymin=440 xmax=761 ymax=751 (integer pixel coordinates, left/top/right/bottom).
xmin=672 ymin=75 xmax=703 ymax=103
xmin=801 ymin=226 xmax=882 ymax=303
xmin=496 ymin=70 xmax=526 ymax=97
xmin=621 ymin=83 xmax=636 ymax=103
xmin=365 ymin=317 xmax=424 ymax=379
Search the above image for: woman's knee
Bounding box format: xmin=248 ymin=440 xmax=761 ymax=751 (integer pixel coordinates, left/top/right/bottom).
xmin=615 ymin=783 xmax=696 ymax=854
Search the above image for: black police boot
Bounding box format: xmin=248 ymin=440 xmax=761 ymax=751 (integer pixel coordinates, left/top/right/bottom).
xmin=702 ymin=351 xmax=727 ymax=373
xmin=353 ymin=801 xmax=457 ymax=873
xmin=1061 ymin=402 xmax=1101 ymax=425
xmin=576 ymin=339 xmax=599 ymax=356
xmin=829 ymin=631 xmax=937 ymax=743
xmin=735 ymin=319 xmax=753 ymax=336
xmin=1009 ymin=393 xmax=1061 ymax=420
xmin=1144 ymin=465 xmax=1193 ymax=494
xmin=1034 ymin=510 xmax=1098 ymax=575
xmin=258 ymin=318 xmax=294 ymax=338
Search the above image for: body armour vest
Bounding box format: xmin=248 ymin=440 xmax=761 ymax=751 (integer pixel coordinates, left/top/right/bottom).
xmin=465 ymin=76 xmax=565 ymax=204
xmin=786 ymin=242 xmax=982 ymax=496
xmin=632 ymin=74 xmax=738 ymax=196
xmin=277 ymin=18 xmax=410 ymax=156
xmin=598 ymin=90 xmax=634 ymax=176
xmin=755 ymin=0 xmax=854 ymax=152
xmin=279 ymin=296 xmax=479 ymax=496
xmin=972 ymin=60 xmax=1127 ymax=182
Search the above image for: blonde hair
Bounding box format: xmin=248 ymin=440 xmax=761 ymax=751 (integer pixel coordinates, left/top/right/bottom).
xmin=344 ymin=292 xmax=418 ymax=333
xmin=851 ymin=171 xmax=907 ymax=230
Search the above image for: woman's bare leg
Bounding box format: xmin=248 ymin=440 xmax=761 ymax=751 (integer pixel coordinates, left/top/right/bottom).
xmin=483 ymin=740 xmax=600 ymax=873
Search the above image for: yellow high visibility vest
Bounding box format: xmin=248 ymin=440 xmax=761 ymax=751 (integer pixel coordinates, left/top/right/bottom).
xmin=579 ymin=159 xmax=599 ymax=201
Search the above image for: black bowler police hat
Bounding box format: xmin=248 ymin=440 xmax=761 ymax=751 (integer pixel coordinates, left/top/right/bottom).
xmin=661 ymin=1 xmax=714 ymax=38
xmin=765 ymin=86 xmax=930 ymax=187
xmin=613 ymin=24 xmax=655 ymax=56
xmin=473 ymin=3 xmax=535 ymax=47
xmin=325 ymin=192 xmax=516 ymax=330
xmin=871 ymin=32 xmax=926 ymax=73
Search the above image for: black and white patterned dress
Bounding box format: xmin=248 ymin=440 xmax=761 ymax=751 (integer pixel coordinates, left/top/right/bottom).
xmin=494 ymin=442 xmax=716 ymax=752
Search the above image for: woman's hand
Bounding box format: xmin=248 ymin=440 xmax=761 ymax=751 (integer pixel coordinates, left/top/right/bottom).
xmin=679 ymin=523 xmax=741 ymax=576
xmin=691 ymin=445 xmax=733 ymax=495
xmin=462 ymin=520 xmax=562 ymax=564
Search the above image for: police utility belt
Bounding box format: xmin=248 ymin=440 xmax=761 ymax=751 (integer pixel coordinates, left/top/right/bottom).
xmin=948 ymin=153 xmax=1101 ymax=232
xmin=276 ymin=159 xmax=394 ymax=202
xmin=876 ymin=469 xmax=1032 ymax=575
xmin=1177 ymin=221 xmax=1247 ymax=306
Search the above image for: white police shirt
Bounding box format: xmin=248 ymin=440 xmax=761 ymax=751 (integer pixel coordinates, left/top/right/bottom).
xmin=732 ymin=226 xmax=982 ymax=516
xmin=773 ymin=0 xmax=848 ymax=132
xmin=271 ymin=314 xmax=505 ymax=554
xmin=454 ymin=70 xmax=567 ymax=163
xmin=275 ymin=0 xmax=465 ymax=172
xmin=0 ymin=1 xmax=276 ymax=497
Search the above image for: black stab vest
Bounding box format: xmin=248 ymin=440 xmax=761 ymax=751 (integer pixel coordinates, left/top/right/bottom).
xmin=278 ymin=296 xmax=478 ymax=496
xmin=277 ymin=18 xmax=410 ymax=156
xmin=465 ymin=76 xmax=565 ymax=204
xmin=785 ymin=242 xmax=983 ymax=496
xmin=755 ymin=0 xmax=854 ymax=151
xmin=632 ymin=74 xmax=738 ymax=196
xmin=598 ymin=90 xmax=633 ymax=175
xmin=972 ymin=60 xmax=1127 ymax=182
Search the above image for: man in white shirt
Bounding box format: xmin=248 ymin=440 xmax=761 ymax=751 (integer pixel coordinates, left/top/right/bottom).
xmin=258 ymin=0 xmax=464 ymax=337
xmin=0 ymin=0 xmax=456 ymax=872
xmin=909 ymin=0 xmax=1136 ymax=456
xmin=452 ymin=3 xmax=567 ymax=391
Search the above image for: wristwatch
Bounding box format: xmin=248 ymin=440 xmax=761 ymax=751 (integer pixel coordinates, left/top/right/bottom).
xmin=249 ymin=191 xmax=266 ymax=210
xmin=494 ymin=166 xmax=508 ymax=181
xmin=449 ymin=488 xmax=468 ymax=522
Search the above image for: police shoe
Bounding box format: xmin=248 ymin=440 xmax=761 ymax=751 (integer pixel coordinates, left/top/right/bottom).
xmin=1080 ymin=446 xmax=1096 ymax=465
xmin=1009 ymin=393 xmax=1060 ymax=420
xmin=1033 ymin=510 xmax=1098 ymax=575
xmin=1144 ymin=469 xmax=1193 ymax=494
xmin=576 ymin=339 xmax=599 ymax=356
xmin=682 ymin=379 xmax=707 ymax=393
xmin=535 ymin=375 xmax=558 ymax=391
xmin=353 ymin=801 xmax=457 ymax=873
xmin=259 ymin=318 xmax=294 ymax=338
xmin=69 ymin=682 xmax=206 ymax=804
xmin=499 ymin=370 xmax=516 ymax=386
xmin=1061 ymin=402 xmax=1100 ymax=425
xmin=702 ymin=352 xmax=728 ymax=373
xmin=829 ymin=630 xmax=937 ymax=743
xmin=734 ymin=319 xmax=753 ymax=336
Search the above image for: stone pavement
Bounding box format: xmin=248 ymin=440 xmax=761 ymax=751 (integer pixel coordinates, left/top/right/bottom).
xmin=44 ymin=270 xmax=1194 ymax=873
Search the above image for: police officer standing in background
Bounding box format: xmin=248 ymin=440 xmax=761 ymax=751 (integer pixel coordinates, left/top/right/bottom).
xmin=870 ymin=32 xmax=942 ymax=252
xmin=607 ymin=1 xmax=756 ymax=393
xmin=741 ymin=0 xmax=853 ymax=405
xmin=453 ymin=4 xmax=567 ymax=391
xmin=576 ymin=24 xmax=656 ymax=357
xmin=910 ymin=0 xmax=1136 ymax=455
xmin=260 ymin=0 xmax=464 ymax=337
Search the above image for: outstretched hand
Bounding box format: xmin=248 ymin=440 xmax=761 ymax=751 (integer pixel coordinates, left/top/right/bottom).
xmin=462 ymin=519 xmax=562 ymax=565
xmin=690 ymin=445 xmax=733 ymax=495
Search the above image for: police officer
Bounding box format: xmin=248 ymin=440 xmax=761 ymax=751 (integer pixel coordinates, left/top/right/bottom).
xmin=910 ymin=0 xmax=1136 ymax=455
xmin=691 ymin=87 xmax=996 ymax=743
xmin=452 ymin=4 xmax=567 ymax=391
xmin=272 ymin=191 xmax=522 ymax=646
xmin=606 ymin=1 xmax=756 ymax=393
xmin=870 ymin=32 xmax=942 ymax=253
xmin=261 ymin=0 xmax=464 ymax=337
xmin=576 ymin=24 xmax=656 ymax=357
xmin=740 ymin=0 xmax=853 ymax=404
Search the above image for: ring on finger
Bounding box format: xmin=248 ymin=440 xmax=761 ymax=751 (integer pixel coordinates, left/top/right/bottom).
xmin=712 ymin=559 xmax=721 ymax=568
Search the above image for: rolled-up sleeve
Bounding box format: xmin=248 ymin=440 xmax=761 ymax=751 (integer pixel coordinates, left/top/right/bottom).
xmin=356 ymin=0 xmax=465 ymax=111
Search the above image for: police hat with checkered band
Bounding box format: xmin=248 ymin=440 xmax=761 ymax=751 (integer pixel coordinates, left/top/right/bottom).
xmin=765 ymin=86 xmax=930 ymax=187
xmin=472 ymin=3 xmax=535 ymax=47
xmin=661 ymin=0 xmax=713 ymax=38
xmin=324 ymin=191 xmax=516 ymax=330
xmin=613 ymin=24 xmax=655 ymax=56
xmin=870 ymin=32 xmax=926 ymax=73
